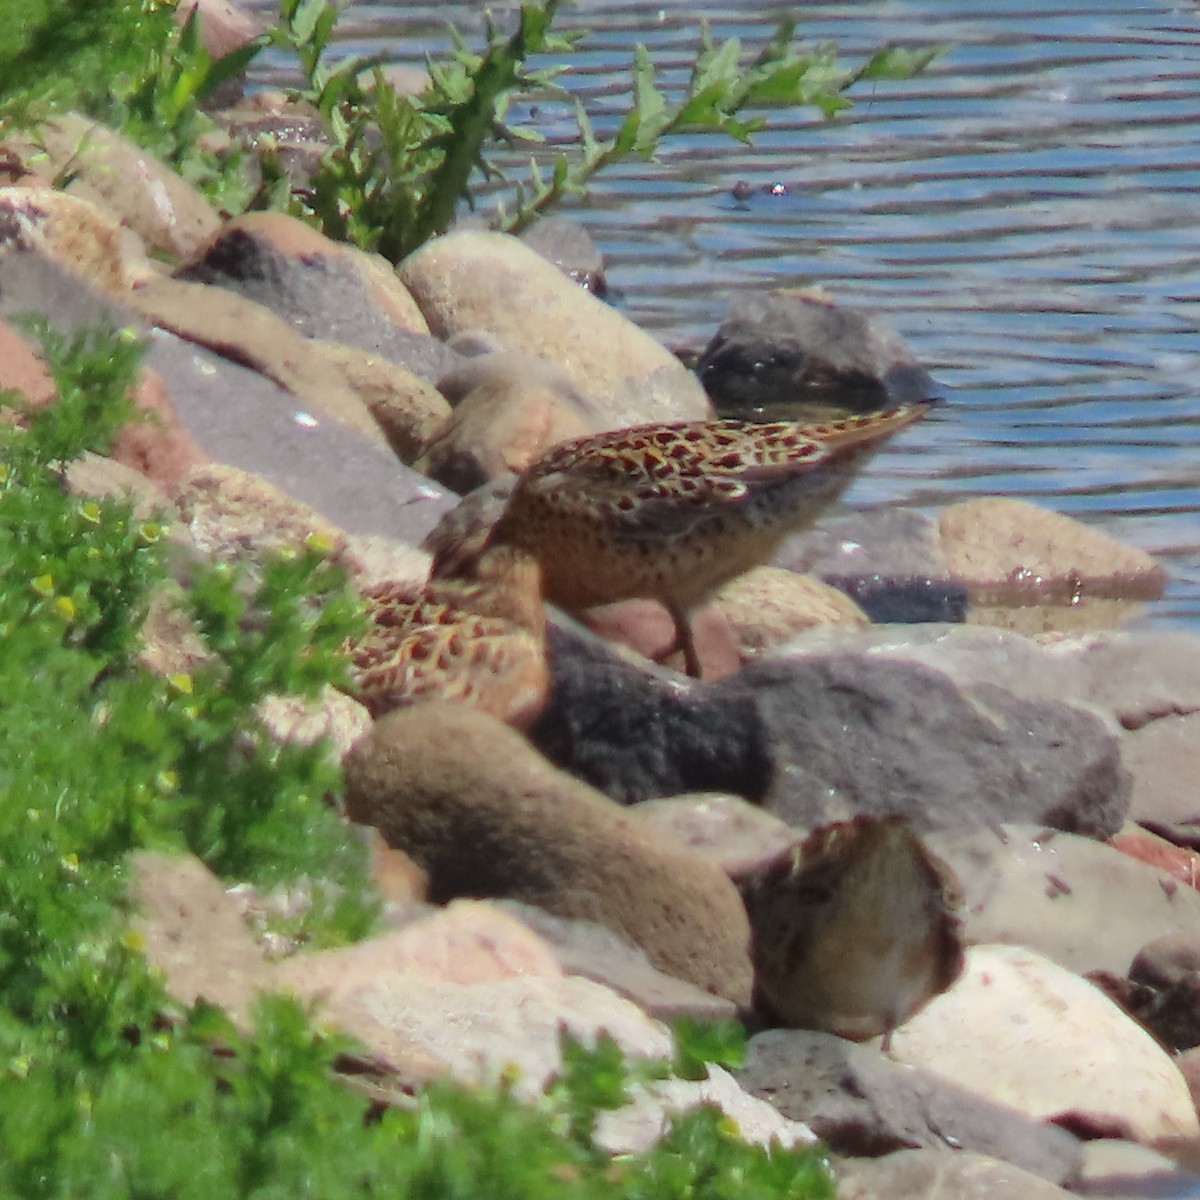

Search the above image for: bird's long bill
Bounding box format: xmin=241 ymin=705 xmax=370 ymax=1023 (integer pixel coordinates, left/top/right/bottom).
xmin=767 ymin=401 xmax=935 ymax=515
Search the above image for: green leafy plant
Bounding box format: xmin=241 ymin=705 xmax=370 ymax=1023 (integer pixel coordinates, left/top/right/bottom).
xmin=264 ymin=0 xmax=940 ymax=262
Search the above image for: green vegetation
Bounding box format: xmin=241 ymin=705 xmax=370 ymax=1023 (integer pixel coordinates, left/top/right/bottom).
xmin=0 ymin=326 xmax=836 ymax=1196
xmin=0 ymin=0 xmax=939 ymax=261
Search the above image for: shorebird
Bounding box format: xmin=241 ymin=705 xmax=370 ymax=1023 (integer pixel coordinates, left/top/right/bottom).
xmin=441 ymin=403 xmax=935 ymax=676
xmin=739 ymin=816 xmax=964 ymax=1047
xmin=344 ymin=545 xmax=548 ymax=728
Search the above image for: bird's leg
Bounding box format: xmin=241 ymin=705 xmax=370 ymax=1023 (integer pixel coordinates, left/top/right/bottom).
xmin=666 ymin=600 xmax=703 ymax=679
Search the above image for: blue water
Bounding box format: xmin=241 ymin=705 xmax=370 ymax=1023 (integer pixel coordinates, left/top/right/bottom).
xmin=251 ymin=0 xmax=1200 ymax=626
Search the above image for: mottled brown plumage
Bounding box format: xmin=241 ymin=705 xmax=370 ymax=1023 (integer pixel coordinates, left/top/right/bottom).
xmin=466 ymin=404 xmax=934 ymax=675
xmin=740 ymin=816 xmax=964 ymax=1045
xmin=344 ymin=546 xmax=547 ymax=727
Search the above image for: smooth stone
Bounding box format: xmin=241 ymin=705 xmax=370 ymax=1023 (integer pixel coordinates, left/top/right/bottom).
xmin=176 ymin=211 xmax=431 ymax=343
xmin=926 ymin=824 xmax=1200 ymax=977
xmin=4 ymin=114 xmax=220 ymax=260
xmin=738 ymin=1028 xmax=1082 ymax=1183
xmin=343 ymin=703 xmax=755 ymax=1003
xmin=398 ymin=230 xmax=710 ymax=427
xmin=939 ymin=497 xmax=1167 ymax=605
xmin=0 ymin=251 xmax=458 ymax=546
xmin=712 ymin=566 xmax=869 ymax=656
xmin=834 ymin=1149 xmax=1075 ymax=1200
xmin=1121 ymin=713 xmax=1200 ymax=845
xmin=888 ymin=944 xmax=1200 ymax=1145
xmin=1074 ymin=1139 xmax=1200 ymax=1200
xmin=631 ymin=793 xmax=799 ymax=878
xmin=518 ymin=215 xmax=607 ymax=295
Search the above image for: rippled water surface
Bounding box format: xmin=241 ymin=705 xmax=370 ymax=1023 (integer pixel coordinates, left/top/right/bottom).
xmin=253 ymin=0 xmax=1200 ymax=625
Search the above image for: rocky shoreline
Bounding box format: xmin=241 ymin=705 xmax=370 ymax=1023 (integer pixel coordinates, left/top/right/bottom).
xmin=3 ymin=10 xmax=1200 ymax=1196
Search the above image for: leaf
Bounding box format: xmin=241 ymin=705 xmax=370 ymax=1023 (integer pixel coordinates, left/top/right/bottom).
xmin=858 ymin=42 xmax=946 ymax=81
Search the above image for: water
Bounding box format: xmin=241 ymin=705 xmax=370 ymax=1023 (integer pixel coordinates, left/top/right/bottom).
xmin=250 ymin=0 xmax=1200 ymax=626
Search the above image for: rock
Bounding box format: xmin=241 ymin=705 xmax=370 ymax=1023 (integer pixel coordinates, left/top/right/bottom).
xmin=712 ymin=566 xmax=869 ymax=655
xmin=398 ymin=230 xmax=710 ymax=427
xmin=1118 ymin=932 xmax=1200 ymax=1052
xmin=1110 ymin=826 xmax=1200 ymax=887
xmin=0 ymin=189 xmax=454 ymax=554
xmin=696 ymin=287 xmax=940 ymax=422
xmin=575 ymin=598 xmax=743 ymax=681
xmin=256 ymin=689 xmax=372 ymax=769
xmin=630 ymin=793 xmax=799 ymax=877
xmin=130 ymin=851 xmax=271 ymax=1025
xmin=1178 ymin=1047 xmax=1200 ymax=1118
xmin=494 ymin=901 xmax=740 ymax=1023
xmin=175 ymin=211 xmax=430 ymax=344
xmin=773 ymin=622 xmax=1200 ymax=734
xmin=0 ymin=317 xmax=55 ymax=406
xmin=309 ymin=340 xmax=451 ymax=464
xmin=926 ymin=825 xmax=1200 ymax=977
xmin=731 ymin=652 xmax=1130 ymax=838
xmin=343 ymin=703 xmax=754 ymax=1003
xmin=1121 ymin=713 xmax=1200 ymax=845
xmin=176 ymin=0 xmax=264 ymax=66
xmin=5 ymin=114 xmax=221 ymax=260
xmin=518 ymin=215 xmax=607 ymax=295
xmin=887 ymin=944 xmax=1200 ymax=1145
xmin=126 ymin=274 xmax=389 ymax=445
xmin=1074 ymin=1139 xmax=1199 ymax=1200
xmin=737 ymin=1029 xmax=1083 ymax=1183
xmin=741 ymin=818 xmax=964 ymax=1039
xmin=174 ymin=462 xmax=357 ymax=568
xmin=939 ymin=498 xmax=1167 ymax=605
xmin=834 ymin=1149 xmax=1075 ymax=1200
xmin=776 ymin=508 xmax=967 ymax=624
xmin=528 ymin=624 xmax=774 ymax=804
xmin=0 ymin=186 xmax=129 ymax=292
xmin=416 ymin=352 xmax=592 ymax=492
xmin=65 ymin=452 xmax=168 ymax=521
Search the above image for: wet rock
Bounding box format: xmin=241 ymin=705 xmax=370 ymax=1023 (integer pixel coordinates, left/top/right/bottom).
xmin=738 ymin=1029 xmax=1083 ymax=1183
xmin=834 ymin=1149 xmax=1075 ymax=1200
xmin=777 ymin=508 xmax=967 ymax=624
xmin=518 ymin=214 xmax=607 ymax=295
xmin=926 ymin=825 xmax=1200 ymax=977
xmin=888 ymin=944 xmax=1200 ymax=1145
xmin=398 ymin=230 xmax=710 ymax=427
xmin=712 ymin=566 xmax=869 ymax=655
xmin=696 ymin=287 xmax=940 ymax=422
xmin=4 ymin=114 xmax=220 ymax=260
xmin=734 ymin=653 xmax=1130 ymax=838
xmin=1117 ymin=932 xmax=1200 ymax=1052
xmin=176 ymin=211 xmax=430 ymax=344
xmin=939 ymin=497 xmax=1167 ymax=605
xmin=343 ymin=703 xmax=755 ymax=1003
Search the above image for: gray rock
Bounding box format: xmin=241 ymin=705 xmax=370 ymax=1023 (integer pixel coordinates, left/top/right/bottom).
xmin=730 ymin=654 xmax=1130 ymax=838
xmin=834 ymin=1148 xmax=1074 ymax=1200
xmin=776 ymin=509 xmax=967 ymax=624
xmin=697 ymin=288 xmax=941 ymax=422
xmin=737 ymin=1029 xmax=1082 ymax=1184
xmin=0 ymin=251 xmax=456 ymax=547
xmin=518 ymin=215 xmax=607 ymax=296
xmin=1121 ymin=713 xmax=1200 ymax=846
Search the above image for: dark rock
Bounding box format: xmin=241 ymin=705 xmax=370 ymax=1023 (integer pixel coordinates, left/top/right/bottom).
xmin=737 ymin=1029 xmax=1082 ymax=1184
xmin=834 ymin=1149 xmax=1075 ymax=1200
xmin=697 ymin=288 xmax=941 ymax=422
xmin=529 ymin=624 xmax=774 ymax=805
xmin=1119 ymin=932 xmax=1200 ymax=1051
xmin=731 ymin=654 xmax=1130 ymax=838
xmin=343 ymin=703 xmax=755 ymax=1004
